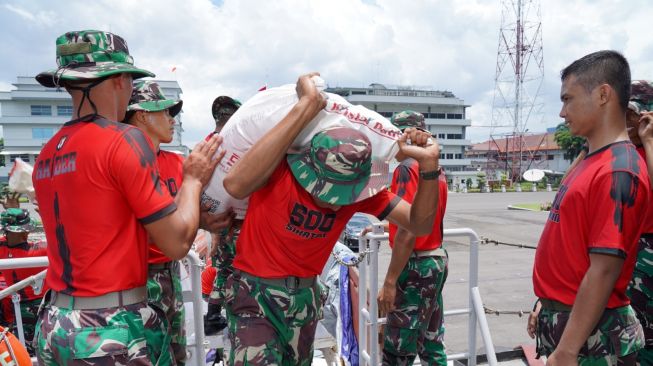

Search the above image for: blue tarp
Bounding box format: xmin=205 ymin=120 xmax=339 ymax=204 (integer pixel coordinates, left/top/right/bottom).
xmin=339 ymin=254 xmax=359 ymax=366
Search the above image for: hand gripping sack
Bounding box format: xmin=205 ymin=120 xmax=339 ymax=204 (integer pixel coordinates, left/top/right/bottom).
xmin=203 ymin=77 xmax=401 ymax=218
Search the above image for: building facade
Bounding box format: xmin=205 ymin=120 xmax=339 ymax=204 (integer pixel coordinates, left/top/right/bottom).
xmin=0 ymin=76 xmax=188 ymax=180
xmin=466 ymin=132 xmax=570 ymax=182
xmin=326 ymin=83 xmax=475 ymax=185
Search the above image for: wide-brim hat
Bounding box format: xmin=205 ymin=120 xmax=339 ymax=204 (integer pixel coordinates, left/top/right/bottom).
xmin=36 ymin=30 xmax=154 ymax=88
xmin=391 ymin=110 xmax=427 ymax=132
xmin=287 ymin=127 xmax=389 ymax=206
xmin=212 ymin=96 xmax=241 ymax=120
xmin=629 ymin=80 xmax=653 ymax=114
xmin=127 ymin=80 xmax=183 ymax=117
xmin=1 ymin=208 xmax=34 ymax=233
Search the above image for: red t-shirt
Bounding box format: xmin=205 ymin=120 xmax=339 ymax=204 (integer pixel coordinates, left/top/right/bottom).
xmin=148 ymin=150 xmax=184 ymax=264
xmin=0 ymin=239 xmax=49 ymax=301
xmin=233 ymin=161 xmax=401 ymax=278
xmin=636 ymin=146 xmax=653 ymax=234
xmin=533 ymin=141 xmax=650 ymax=308
xmin=33 ymin=118 xmax=176 ymax=297
xmin=201 ymin=263 xmax=216 ymax=296
xmin=389 ymin=160 xmax=447 ymax=251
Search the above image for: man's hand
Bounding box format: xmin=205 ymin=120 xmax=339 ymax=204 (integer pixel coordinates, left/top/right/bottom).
xmin=295 ymin=72 xmax=327 ymax=116
xmin=378 ymin=282 xmax=397 ymax=315
xmin=183 ymin=134 xmax=225 ymax=187
xmin=397 ymin=128 xmax=440 ymax=170
xmin=527 ymin=300 xmax=541 ymax=339
xmin=0 ymin=192 xmax=21 ymax=209
xmin=638 ymin=111 xmax=653 ymax=145
xmin=199 ymin=204 xmax=235 ymax=233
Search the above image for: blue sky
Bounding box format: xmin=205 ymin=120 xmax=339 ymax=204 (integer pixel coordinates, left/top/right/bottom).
xmin=1 ymin=0 xmax=653 ymax=146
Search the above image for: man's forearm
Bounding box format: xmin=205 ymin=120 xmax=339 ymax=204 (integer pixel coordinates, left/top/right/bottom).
xmin=407 ymin=170 xmax=439 ymax=236
xmin=172 ymin=178 xmax=203 ymax=247
xmin=556 ymin=254 xmax=622 ymax=356
xmin=224 ymin=97 xmax=321 ymax=199
xmin=384 ymin=228 xmax=416 ymax=286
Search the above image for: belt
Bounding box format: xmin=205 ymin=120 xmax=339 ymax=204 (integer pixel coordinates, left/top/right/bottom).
xmin=410 ymin=248 xmax=446 ymax=258
xmin=148 ymin=261 xmax=177 ymax=270
xmin=539 ymin=298 xmax=572 ymax=312
xmin=51 ymin=287 xmax=147 ymax=310
xmin=235 ymin=270 xmax=316 ymax=290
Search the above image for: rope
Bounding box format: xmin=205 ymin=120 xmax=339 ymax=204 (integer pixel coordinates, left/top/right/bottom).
xmin=480 ymin=236 xmax=538 ymax=250
xmin=331 ymin=248 xmax=371 ymax=267
xmin=483 ymin=305 xmax=529 ymax=317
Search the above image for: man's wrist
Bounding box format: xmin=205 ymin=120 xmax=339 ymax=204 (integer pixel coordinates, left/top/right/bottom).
xmin=417 ymin=159 xmax=439 ymax=171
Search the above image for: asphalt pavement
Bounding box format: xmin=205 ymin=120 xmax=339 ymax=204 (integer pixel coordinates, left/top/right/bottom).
xmin=374 ymin=190 xmax=557 ymax=356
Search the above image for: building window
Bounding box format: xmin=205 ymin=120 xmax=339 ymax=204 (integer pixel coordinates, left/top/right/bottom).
xmin=432 ymin=113 xmax=446 ymax=119
xmin=32 ymin=128 xmax=55 ymax=139
xmin=446 ymin=113 xmax=463 ymax=119
xmin=379 ymin=112 xmax=393 ymax=118
xmin=455 ymin=153 xmax=463 ymax=159
xmin=437 ymin=133 xmax=445 ymax=139
xmin=445 ymin=153 xmax=454 ymax=159
xmin=57 ymin=105 xmax=73 ymax=116
xmin=446 ymin=133 xmax=463 ymax=139
xmin=9 ymin=154 xmax=30 ymax=163
xmin=547 ymin=155 xmax=555 ymax=160
xmin=351 ymin=91 xmax=366 ymax=95
xmin=31 ymin=105 xmax=52 ymax=116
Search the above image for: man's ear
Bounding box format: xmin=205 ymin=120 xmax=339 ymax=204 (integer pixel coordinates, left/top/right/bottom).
xmin=596 ymin=84 xmax=611 ymax=106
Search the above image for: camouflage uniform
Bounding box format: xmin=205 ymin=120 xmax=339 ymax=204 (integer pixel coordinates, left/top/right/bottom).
xmin=224 ymin=272 xmax=325 ymax=366
xmin=536 ymin=304 xmax=644 ymax=365
xmin=382 ymin=253 xmax=448 ymax=366
xmin=209 ymin=226 xmax=240 ymax=306
xmin=625 ymin=80 xmax=653 ymax=365
xmin=147 ymin=261 xmax=186 ymax=365
xmin=34 ymin=293 xmax=171 ymax=365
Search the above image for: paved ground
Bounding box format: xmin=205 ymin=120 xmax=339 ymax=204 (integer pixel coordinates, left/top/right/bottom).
xmin=374 ymin=191 xmax=557 ymax=356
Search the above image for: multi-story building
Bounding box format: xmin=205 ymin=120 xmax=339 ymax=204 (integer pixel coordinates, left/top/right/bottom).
xmin=326 ymin=83 xmax=476 ymax=185
xmin=0 ymin=76 xmax=188 ymax=180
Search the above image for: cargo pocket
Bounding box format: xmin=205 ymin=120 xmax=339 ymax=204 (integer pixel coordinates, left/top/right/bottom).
xmin=68 ymin=325 xmax=129 ymax=359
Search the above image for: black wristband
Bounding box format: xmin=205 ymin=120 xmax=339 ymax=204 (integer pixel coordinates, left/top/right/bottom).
xmin=419 ymin=169 xmax=441 ymax=180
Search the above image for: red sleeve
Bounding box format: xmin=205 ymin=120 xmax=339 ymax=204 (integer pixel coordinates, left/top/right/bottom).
xmin=588 ymin=171 xmax=647 ymax=257
xmin=109 ymin=127 xmax=176 ymax=224
xmin=354 ymin=189 xmax=401 ymax=221
xmin=391 ymin=162 xmax=419 ymax=204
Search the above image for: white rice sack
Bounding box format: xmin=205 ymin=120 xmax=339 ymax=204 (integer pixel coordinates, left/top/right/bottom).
xmin=202 ymin=77 xmax=400 ymax=218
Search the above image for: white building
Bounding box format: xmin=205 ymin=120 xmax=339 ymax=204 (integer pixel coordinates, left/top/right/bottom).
xmin=0 ymin=76 xmax=188 ymax=180
xmin=326 ymin=83 xmax=476 ymax=185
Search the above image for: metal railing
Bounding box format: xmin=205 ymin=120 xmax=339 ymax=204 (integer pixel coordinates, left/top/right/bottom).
xmin=0 ymin=251 xmax=207 ymax=366
xmin=357 ymin=226 xmax=498 ymax=366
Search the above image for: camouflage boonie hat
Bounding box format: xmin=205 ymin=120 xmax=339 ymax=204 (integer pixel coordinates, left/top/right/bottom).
xmin=0 ymin=208 xmax=34 ymax=233
xmin=36 ymin=30 xmax=154 ymax=88
xmin=127 ymin=81 xmax=183 ymax=117
xmin=287 ymin=127 xmax=387 ymax=205
xmin=391 ymin=110 xmax=427 ymax=131
xmin=211 ymin=96 xmax=242 ymax=122
xmin=629 ymin=80 xmax=653 ymax=114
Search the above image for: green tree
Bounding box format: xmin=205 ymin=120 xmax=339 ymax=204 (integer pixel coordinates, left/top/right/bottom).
xmin=476 ymin=172 xmax=486 ymax=190
xmin=554 ymin=123 xmax=586 ymax=163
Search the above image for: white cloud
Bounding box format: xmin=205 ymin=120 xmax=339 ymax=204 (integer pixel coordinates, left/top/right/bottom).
xmin=1 ymin=0 xmax=653 ymax=146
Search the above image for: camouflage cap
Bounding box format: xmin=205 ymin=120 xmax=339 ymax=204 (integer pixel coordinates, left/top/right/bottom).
xmin=629 ymin=80 xmax=653 ymax=114
xmin=36 ymin=30 xmax=154 ymax=88
xmin=391 ymin=110 xmax=426 ymax=131
xmin=212 ymin=96 xmax=242 ymax=122
xmin=287 ymin=127 xmax=388 ymax=205
xmin=127 ymin=81 xmax=183 ymax=117
xmin=1 ymin=208 xmax=34 ymax=233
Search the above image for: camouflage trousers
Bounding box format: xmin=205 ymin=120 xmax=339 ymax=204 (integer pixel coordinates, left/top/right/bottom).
xmin=224 ymin=271 xmax=325 ymax=366
xmin=627 ymin=234 xmax=653 ymax=365
xmin=536 ymin=304 xmax=644 ymax=365
xmin=209 ymin=231 xmax=237 ymax=306
xmin=34 ymin=290 xmax=172 ymax=365
xmin=383 ymin=254 xmax=448 ymax=366
xmin=147 ymin=261 xmax=186 ymax=365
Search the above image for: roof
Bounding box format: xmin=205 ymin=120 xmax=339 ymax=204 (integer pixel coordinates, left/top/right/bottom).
xmin=470 ymin=133 xmax=560 ymax=153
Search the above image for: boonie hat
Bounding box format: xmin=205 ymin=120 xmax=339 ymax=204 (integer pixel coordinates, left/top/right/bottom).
xmin=1 ymin=209 xmax=34 ymax=233
xmin=629 ymin=80 xmax=653 ymax=114
xmin=127 ymin=81 xmax=183 ymax=118
xmin=391 ymin=110 xmax=427 ymax=132
xmin=287 ymin=127 xmax=388 ymax=205
xmin=212 ymin=96 xmax=241 ymax=123
xmin=36 ymin=30 xmax=154 ymax=88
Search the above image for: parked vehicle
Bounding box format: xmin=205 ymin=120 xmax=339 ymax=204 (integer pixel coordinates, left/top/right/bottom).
xmin=343 ymin=213 xmax=372 ymax=251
